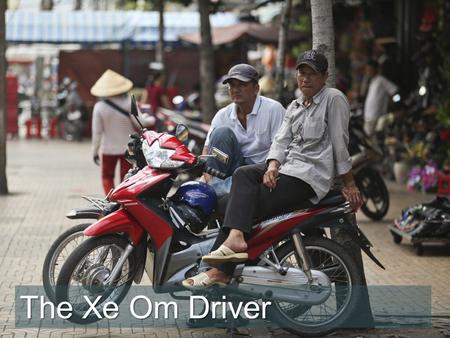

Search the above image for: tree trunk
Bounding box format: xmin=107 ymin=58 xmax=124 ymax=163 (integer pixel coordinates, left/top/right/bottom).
xmin=115 ymin=0 xmax=126 ymax=9
xmin=0 ymin=0 xmax=7 ymax=194
xmin=74 ymin=0 xmax=82 ymax=10
xmin=198 ymin=0 xmax=216 ymax=123
xmin=275 ymin=0 xmax=293 ymax=103
xmin=310 ymin=0 xmax=374 ymax=327
xmin=92 ymin=0 xmax=100 ymax=10
xmin=310 ymin=0 xmax=336 ymax=87
xmin=40 ymin=0 xmax=54 ymax=10
xmin=155 ymin=0 xmax=165 ymax=69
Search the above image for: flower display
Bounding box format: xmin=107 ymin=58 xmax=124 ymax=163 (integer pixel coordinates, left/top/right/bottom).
xmin=407 ymin=161 xmax=439 ymax=193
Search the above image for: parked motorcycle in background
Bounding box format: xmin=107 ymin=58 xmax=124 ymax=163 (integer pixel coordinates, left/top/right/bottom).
xmin=56 ymin=78 xmax=87 ymax=141
xmin=349 ymin=111 xmax=390 ymax=221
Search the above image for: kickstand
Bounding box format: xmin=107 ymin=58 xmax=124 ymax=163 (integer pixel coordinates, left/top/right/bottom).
xmin=226 ymin=326 xmax=249 ymax=337
xmin=225 ymin=317 xmax=250 ymax=337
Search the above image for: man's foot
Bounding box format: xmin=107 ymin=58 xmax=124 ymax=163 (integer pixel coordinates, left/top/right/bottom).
xmin=222 ymin=237 xmax=247 ymax=254
xmin=182 ymin=269 xmax=231 ymax=290
xmin=202 ymin=244 xmax=248 ymax=264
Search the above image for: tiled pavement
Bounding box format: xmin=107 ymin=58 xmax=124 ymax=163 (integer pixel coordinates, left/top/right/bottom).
xmin=0 ymin=139 xmax=449 ymax=337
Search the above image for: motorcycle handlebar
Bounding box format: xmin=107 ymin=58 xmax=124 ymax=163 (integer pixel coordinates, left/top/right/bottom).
xmin=179 ymin=157 xmax=226 ymax=179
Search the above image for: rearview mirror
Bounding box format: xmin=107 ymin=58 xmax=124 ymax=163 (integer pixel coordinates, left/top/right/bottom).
xmin=175 ymin=124 xmax=189 ymax=142
xmin=130 ymin=94 xmax=138 ymax=117
xmin=211 ymin=147 xmax=229 ymax=164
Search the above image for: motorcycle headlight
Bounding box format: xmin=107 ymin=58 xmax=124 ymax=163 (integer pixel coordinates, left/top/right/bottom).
xmin=142 ymin=140 xmax=184 ymax=169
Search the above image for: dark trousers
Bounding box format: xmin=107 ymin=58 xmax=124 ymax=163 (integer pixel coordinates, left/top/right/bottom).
xmin=211 ymin=163 xmax=315 ymax=274
xmin=206 ymin=127 xmax=247 ymax=178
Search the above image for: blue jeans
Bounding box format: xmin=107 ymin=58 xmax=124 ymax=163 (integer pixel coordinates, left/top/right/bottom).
xmin=206 ymin=127 xmax=247 ymax=197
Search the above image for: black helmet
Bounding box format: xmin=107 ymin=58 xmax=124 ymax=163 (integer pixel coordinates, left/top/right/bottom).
xmin=168 ymin=181 xmax=217 ymax=234
xmin=168 ymin=200 xmax=210 ymax=234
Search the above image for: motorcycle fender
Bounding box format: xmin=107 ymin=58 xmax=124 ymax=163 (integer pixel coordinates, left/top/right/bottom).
xmin=83 ymin=209 xmax=144 ymax=245
xmin=133 ymin=237 xmax=148 ymax=284
xmin=66 ymin=206 xmax=102 ymax=220
xmin=296 ymin=218 xmax=385 ymax=270
xmin=351 ymin=225 xmax=386 ymax=270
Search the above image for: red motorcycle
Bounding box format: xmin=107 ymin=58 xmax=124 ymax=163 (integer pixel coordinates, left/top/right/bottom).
xmin=55 ymin=99 xmax=383 ymax=336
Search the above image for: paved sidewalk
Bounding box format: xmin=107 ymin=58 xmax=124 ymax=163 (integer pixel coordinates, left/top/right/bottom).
xmin=0 ymin=139 xmax=449 ymax=337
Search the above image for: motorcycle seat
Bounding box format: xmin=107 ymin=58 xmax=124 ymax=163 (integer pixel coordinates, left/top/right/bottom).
xmin=315 ymin=189 xmax=346 ymax=207
xmin=215 ymin=189 xmax=345 ymax=222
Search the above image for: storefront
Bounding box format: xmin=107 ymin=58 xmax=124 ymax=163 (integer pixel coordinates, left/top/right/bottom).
xmin=332 ymin=0 xmax=450 ymax=193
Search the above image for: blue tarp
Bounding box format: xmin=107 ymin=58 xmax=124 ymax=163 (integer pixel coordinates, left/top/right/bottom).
xmin=5 ymin=10 xmax=238 ymax=44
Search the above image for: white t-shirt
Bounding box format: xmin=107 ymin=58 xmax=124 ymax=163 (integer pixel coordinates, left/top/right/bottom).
xmin=364 ymin=75 xmax=398 ymax=122
xmin=205 ymin=95 xmax=285 ymax=164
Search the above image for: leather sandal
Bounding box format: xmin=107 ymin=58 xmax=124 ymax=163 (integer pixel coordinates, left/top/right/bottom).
xmin=202 ymin=244 xmax=248 ymax=264
xmin=182 ymin=272 xmax=227 ymax=291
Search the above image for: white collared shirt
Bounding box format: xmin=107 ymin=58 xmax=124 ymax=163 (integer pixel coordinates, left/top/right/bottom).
xmin=205 ymin=95 xmax=285 ymax=164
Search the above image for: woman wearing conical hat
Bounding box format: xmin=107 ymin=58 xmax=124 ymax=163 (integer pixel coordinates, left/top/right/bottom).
xmin=91 ymin=69 xmax=154 ymax=194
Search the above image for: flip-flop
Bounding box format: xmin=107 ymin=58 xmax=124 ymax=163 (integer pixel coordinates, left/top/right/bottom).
xmin=202 ymin=244 xmax=248 ymax=264
xmin=182 ymin=272 xmax=227 ymax=291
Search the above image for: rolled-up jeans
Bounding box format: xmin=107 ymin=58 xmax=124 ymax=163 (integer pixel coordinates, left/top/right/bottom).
xmin=206 ymin=127 xmax=248 ymax=197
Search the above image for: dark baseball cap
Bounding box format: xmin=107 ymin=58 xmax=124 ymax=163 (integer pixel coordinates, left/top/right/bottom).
xmin=222 ymin=64 xmax=259 ymax=84
xmin=296 ymin=50 xmax=328 ymax=73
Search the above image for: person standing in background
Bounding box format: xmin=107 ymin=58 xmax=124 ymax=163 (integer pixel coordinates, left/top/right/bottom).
xmin=140 ymin=72 xmax=172 ymax=115
xmin=90 ymin=69 xmax=136 ymax=195
xmin=362 ymin=60 xmax=398 ymax=137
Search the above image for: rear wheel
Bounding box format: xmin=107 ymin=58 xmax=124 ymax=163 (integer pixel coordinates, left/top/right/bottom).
xmin=56 ymin=235 xmax=136 ymax=324
xmin=268 ymin=237 xmax=363 ymax=337
xmin=356 ymin=167 xmax=389 ymax=221
xmin=42 ymin=223 xmax=90 ymax=302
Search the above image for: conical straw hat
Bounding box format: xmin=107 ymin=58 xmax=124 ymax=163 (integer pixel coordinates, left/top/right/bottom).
xmin=90 ymin=69 xmax=133 ymax=97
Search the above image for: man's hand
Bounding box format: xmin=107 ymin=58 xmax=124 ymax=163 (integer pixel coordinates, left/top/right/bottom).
xmin=342 ymin=185 xmax=363 ymax=211
xmin=201 ymin=172 xmax=213 ymax=184
xmin=93 ymin=154 xmax=100 ymax=166
xmin=263 ymin=160 xmax=280 ymax=189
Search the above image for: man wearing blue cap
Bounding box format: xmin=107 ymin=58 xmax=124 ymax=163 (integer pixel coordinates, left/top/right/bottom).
xmin=202 ymin=63 xmax=285 ymax=196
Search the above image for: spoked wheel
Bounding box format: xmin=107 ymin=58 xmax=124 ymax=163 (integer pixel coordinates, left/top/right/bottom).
xmin=356 ymin=167 xmax=390 ymax=221
xmin=42 ymin=223 xmax=90 ymax=302
xmin=268 ymin=237 xmax=363 ymax=337
xmin=56 ymin=235 xmax=136 ymax=324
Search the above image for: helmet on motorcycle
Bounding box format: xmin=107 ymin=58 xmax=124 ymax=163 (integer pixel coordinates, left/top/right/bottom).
xmin=169 ymin=181 xmax=217 ymax=234
xmin=171 ymin=181 xmax=217 ymax=215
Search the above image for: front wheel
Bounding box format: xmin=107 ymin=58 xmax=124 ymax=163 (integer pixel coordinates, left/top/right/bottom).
xmin=355 ymin=167 xmax=390 ymax=221
xmin=268 ymin=237 xmax=363 ymax=337
xmin=56 ymin=235 xmax=136 ymax=324
xmin=42 ymin=223 xmax=90 ymax=302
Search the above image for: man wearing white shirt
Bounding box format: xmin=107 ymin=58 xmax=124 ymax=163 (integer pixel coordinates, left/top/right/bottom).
xmin=203 ymin=64 xmax=285 ymax=196
xmin=363 ymin=60 xmax=398 ymax=136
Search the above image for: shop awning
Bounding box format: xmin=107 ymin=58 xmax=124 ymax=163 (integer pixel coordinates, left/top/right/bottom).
xmin=179 ymin=22 xmax=307 ymax=45
xmin=5 ymin=10 xmax=238 ymax=44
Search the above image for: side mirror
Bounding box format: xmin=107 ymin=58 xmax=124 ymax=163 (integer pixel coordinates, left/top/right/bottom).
xmin=211 ymin=147 xmax=229 ymax=164
xmin=175 ymin=124 xmax=189 ymax=142
xmin=130 ymin=94 xmax=138 ymax=117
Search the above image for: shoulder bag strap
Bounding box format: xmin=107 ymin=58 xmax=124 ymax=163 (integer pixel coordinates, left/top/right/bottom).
xmin=103 ymin=99 xmax=130 ymax=118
